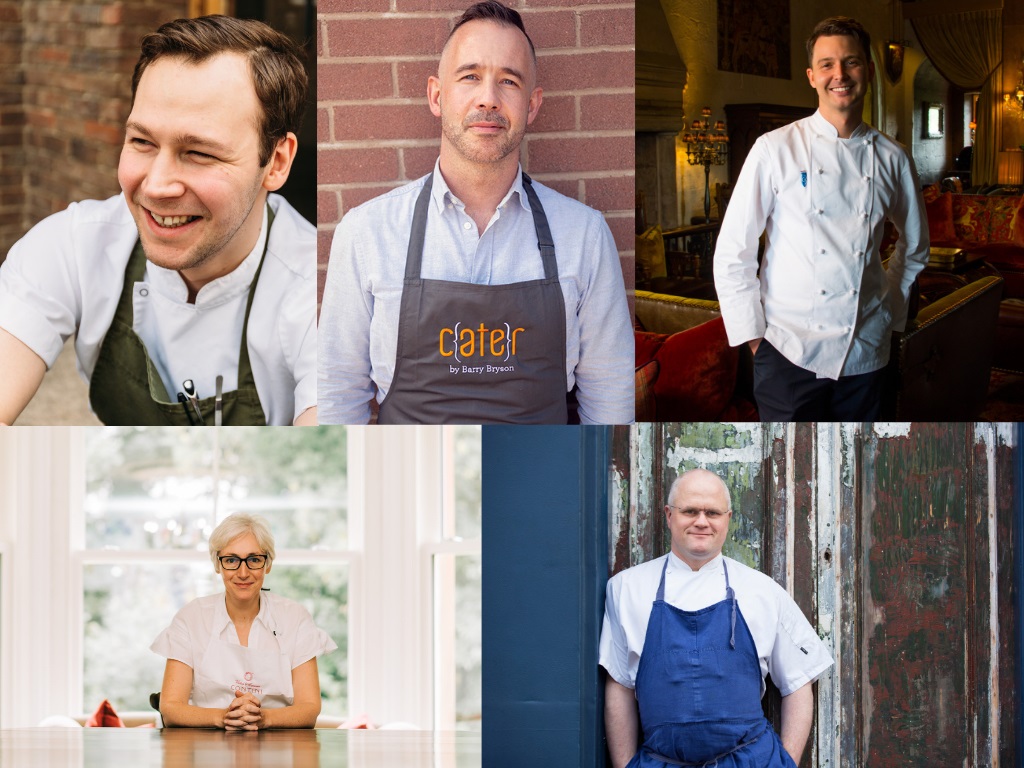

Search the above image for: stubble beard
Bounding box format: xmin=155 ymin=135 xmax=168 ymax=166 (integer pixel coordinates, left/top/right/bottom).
xmin=441 ymin=110 xmax=524 ymax=165
xmin=136 ymin=174 xmax=266 ymax=274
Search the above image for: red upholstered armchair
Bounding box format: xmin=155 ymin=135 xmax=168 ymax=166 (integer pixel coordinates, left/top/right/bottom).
xmin=634 ymin=291 xmax=758 ymax=421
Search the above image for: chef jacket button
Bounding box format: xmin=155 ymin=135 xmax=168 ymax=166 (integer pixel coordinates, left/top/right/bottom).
xmin=818 ymin=324 xmax=825 ymax=330
xmin=820 ymin=248 xmax=826 ymax=254
xmin=856 ymin=251 xmax=863 ymax=257
xmin=820 ymin=289 xmax=827 ymax=295
xmin=140 ymin=288 xmax=148 ymax=297
xmin=862 ymin=213 xmax=868 ymax=219
xmin=818 ymin=168 xmax=824 ymax=174
xmin=463 ymin=221 xmax=472 ymax=230
xmin=851 ymin=289 xmax=858 ymax=295
xmin=817 ymin=208 xmax=824 ymax=215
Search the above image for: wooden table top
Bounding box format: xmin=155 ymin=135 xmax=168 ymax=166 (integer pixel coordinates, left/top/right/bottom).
xmin=0 ymin=727 xmax=481 ymax=768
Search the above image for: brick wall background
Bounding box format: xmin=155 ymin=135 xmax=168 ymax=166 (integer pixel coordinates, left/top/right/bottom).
xmin=316 ymin=0 xmax=635 ymax=306
xmin=0 ymin=1 xmax=26 ymax=262
xmin=0 ymin=0 xmax=187 ymax=263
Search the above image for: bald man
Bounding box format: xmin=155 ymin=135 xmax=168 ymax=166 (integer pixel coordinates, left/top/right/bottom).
xmin=318 ymin=0 xmax=632 ymax=425
xmin=600 ymin=469 xmax=834 ymax=768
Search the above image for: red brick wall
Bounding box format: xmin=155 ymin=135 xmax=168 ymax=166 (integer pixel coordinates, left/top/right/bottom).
xmin=316 ymin=0 xmax=635 ymax=305
xmin=0 ymin=1 xmax=25 ymax=262
xmin=0 ymin=0 xmax=187 ymax=263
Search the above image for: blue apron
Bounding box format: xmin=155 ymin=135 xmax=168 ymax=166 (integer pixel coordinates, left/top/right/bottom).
xmin=627 ymin=557 xmax=797 ymax=768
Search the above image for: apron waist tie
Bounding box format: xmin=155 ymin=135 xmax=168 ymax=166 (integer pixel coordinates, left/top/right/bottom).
xmin=643 ymin=727 xmax=764 ymax=767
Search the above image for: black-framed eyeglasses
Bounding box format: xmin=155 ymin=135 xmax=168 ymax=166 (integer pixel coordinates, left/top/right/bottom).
xmin=219 ymin=555 xmax=269 ymax=571
xmin=667 ymin=505 xmax=728 ymax=520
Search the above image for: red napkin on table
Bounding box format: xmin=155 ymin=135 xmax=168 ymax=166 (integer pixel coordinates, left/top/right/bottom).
xmin=85 ymin=699 xmax=125 ymax=728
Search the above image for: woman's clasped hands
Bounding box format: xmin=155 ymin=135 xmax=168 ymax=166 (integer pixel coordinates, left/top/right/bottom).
xmin=224 ymin=690 xmax=264 ymax=731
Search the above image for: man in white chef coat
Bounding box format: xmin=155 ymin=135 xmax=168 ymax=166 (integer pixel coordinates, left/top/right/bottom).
xmin=714 ymin=16 xmax=929 ymax=420
xmin=0 ymin=15 xmax=316 ymax=426
xmin=600 ymin=469 xmax=833 ymax=768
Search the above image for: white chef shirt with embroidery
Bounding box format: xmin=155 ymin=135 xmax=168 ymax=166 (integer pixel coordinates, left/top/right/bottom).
xmin=599 ymin=553 xmax=833 ymax=698
xmin=714 ymin=111 xmax=929 ymax=379
xmin=151 ymin=592 xmax=337 ymax=709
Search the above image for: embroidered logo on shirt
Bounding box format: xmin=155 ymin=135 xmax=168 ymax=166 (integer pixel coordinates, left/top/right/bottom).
xmin=800 ymin=171 xmax=808 ymax=188
xmin=232 ymin=672 xmax=262 ymax=696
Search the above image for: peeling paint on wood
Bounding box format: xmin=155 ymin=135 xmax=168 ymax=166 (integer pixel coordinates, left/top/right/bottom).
xmin=611 ymin=422 xmax=1019 ymax=767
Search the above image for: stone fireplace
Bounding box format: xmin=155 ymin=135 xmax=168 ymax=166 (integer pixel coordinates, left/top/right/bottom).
xmin=636 ymin=0 xmax=687 ymax=231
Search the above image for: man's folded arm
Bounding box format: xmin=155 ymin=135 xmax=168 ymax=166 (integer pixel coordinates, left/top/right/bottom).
xmin=0 ymin=328 xmax=47 ymax=425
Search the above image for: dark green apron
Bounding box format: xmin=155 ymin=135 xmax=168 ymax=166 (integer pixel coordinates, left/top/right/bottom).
xmin=87 ymin=209 xmax=273 ymax=425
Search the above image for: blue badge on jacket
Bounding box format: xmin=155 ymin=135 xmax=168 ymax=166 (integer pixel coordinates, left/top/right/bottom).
xmin=801 ymin=171 xmax=807 ymax=188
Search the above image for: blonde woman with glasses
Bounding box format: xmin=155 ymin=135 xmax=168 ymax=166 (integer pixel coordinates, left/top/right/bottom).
xmin=151 ymin=513 xmax=336 ymax=729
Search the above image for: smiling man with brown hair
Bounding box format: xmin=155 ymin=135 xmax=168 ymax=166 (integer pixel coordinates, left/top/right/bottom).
xmin=714 ymin=16 xmax=929 ymax=421
xmin=0 ymin=15 xmax=316 ymax=426
xmin=318 ymin=0 xmax=633 ymax=425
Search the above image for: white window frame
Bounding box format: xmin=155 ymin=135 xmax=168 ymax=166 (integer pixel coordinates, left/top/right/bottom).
xmin=0 ymin=426 xmax=479 ymax=730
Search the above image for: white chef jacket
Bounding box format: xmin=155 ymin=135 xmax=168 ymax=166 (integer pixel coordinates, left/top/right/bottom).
xmin=317 ymin=160 xmax=635 ymax=425
xmin=714 ymin=111 xmax=929 ymax=379
xmin=599 ymin=553 xmax=833 ymax=698
xmin=0 ymin=193 xmax=316 ymax=425
xmin=150 ymin=592 xmax=337 ymax=709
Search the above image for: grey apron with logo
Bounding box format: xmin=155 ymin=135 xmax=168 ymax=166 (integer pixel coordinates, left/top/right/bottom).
xmin=377 ymin=172 xmax=568 ymax=424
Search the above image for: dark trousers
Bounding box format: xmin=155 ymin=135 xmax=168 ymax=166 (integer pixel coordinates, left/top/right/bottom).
xmin=753 ymin=339 xmax=885 ymax=420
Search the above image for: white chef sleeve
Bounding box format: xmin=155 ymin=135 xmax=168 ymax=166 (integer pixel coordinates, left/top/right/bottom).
xmin=150 ymin=612 xmax=195 ymax=668
xmin=0 ymin=207 xmax=82 ymax=367
xmin=713 ymin=136 xmax=776 ymax=347
xmin=289 ymin=606 xmax=338 ymax=669
xmin=768 ymin=595 xmax=833 ymax=696
xmin=598 ymin=574 xmax=633 ymax=689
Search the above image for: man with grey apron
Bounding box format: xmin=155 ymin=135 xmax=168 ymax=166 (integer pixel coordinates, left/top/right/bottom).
xmin=376 ymin=171 xmax=567 ymax=424
xmin=601 ymin=469 xmax=834 ymax=768
xmin=317 ymin=1 xmax=634 ymax=425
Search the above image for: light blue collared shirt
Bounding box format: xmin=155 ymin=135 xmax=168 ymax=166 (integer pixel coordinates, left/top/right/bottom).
xmin=318 ymin=161 xmax=634 ymax=424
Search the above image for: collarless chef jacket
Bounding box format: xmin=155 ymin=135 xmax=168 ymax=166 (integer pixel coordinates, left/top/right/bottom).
xmin=713 ymin=111 xmax=929 ymax=380
xmin=599 ymin=553 xmax=833 ymax=698
xmin=151 ymin=591 xmax=337 ymax=709
xmin=317 ymin=160 xmax=634 ymax=425
xmin=0 ymin=193 xmax=316 ymax=425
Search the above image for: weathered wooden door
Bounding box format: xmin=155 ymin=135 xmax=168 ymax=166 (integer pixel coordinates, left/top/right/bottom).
xmin=611 ymin=422 xmax=1019 ymax=767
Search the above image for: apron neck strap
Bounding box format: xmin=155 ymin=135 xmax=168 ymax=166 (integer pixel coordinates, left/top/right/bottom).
xmin=404 ymin=171 xmax=558 ymax=281
xmin=520 ymin=173 xmax=557 ymax=281
xmin=723 ymin=558 xmax=736 ymax=649
xmin=405 ymin=174 xmax=434 ymax=280
xmin=657 ymin=554 xmax=737 ymax=649
xmin=656 ymin=555 xmax=669 ymax=602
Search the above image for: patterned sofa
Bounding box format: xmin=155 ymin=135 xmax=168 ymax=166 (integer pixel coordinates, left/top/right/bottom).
xmin=924 ymin=185 xmax=1024 ymax=371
